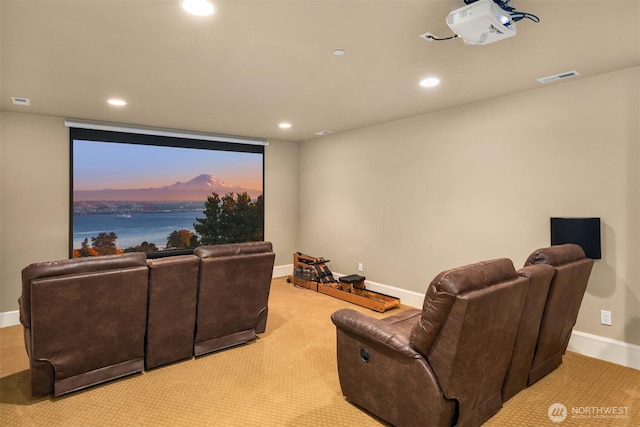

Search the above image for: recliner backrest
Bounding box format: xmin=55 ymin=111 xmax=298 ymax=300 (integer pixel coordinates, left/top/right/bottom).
xmin=21 ymin=253 xmax=147 ymax=327
xmin=146 ymin=254 xmax=200 ymax=369
xmin=193 ymin=242 xmax=275 ymax=355
xmin=502 ymin=263 xmax=555 ymax=401
xmin=410 ymin=258 xmax=529 ymax=426
xmin=410 ymin=258 xmax=520 ymax=356
xmin=524 ymin=244 xmax=594 ymax=384
xmin=194 ymin=241 xmax=273 ymax=258
xmin=20 ymin=252 xmax=149 ymax=396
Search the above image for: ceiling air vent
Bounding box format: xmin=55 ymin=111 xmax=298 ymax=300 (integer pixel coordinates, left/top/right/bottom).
xmin=537 ymin=71 xmax=580 ymax=84
xmin=11 ymin=97 xmax=31 ymax=106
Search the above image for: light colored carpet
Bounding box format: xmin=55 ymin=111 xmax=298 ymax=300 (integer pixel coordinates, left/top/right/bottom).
xmin=1 ymin=277 xmax=638 ymax=426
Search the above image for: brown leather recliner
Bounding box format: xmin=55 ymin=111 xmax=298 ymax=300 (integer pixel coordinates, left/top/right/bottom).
xmin=145 ymin=254 xmax=200 ymax=369
xmin=523 ymin=244 xmax=594 ymax=385
xmin=331 ymin=258 xmax=529 ymax=427
xmin=19 ymin=253 xmax=149 ymax=396
xmin=193 ymin=242 xmax=276 ymax=356
xmin=501 ymin=263 xmax=555 ymax=401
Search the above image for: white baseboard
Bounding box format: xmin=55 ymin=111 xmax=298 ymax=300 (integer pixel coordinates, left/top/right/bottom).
xmin=0 ymin=310 xmax=20 ymax=328
xmin=568 ymin=330 xmax=640 ymax=370
xmin=273 ymin=264 xmax=293 ymax=278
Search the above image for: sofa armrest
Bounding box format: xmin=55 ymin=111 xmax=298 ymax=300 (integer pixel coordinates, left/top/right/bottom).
xmin=19 ymin=296 xmax=29 ymax=328
xmin=331 ymin=309 xmax=421 ymax=359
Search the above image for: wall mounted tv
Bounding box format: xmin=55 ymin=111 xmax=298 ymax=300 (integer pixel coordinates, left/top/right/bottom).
xmin=550 ymin=217 xmax=601 ymax=259
xmin=69 ymin=124 xmax=265 ymax=259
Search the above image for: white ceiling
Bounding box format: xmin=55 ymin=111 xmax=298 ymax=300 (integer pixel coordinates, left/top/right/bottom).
xmin=1 ymin=0 xmax=639 ymax=142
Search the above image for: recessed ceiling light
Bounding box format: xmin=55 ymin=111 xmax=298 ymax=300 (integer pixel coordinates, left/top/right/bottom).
xmin=181 ymin=0 xmax=215 ymax=16
xmin=314 ymin=130 xmax=333 ymax=136
xmin=419 ymin=77 xmax=441 ymax=88
xmin=107 ymin=99 xmax=127 ymax=106
xmin=278 ymin=122 xmax=292 ymax=129
xmin=332 ymin=49 xmax=346 ymax=56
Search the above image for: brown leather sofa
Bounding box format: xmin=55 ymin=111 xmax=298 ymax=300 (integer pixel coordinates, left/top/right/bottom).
xmin=19 ymin=241 xmax=276 ymax=396
xmin=19 ymin=253 xmax=149 ymax=396
xmin=523 ymin=244 xmax=594 ymax=385
xmin=331 ymin=258 xmax=529 ymax=427
xmin=193 ymin=242 xmax=276 ymax=356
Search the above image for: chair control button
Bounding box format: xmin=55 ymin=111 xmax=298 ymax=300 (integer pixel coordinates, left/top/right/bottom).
xmin=360 ymin=348 xmax=370 ymax=363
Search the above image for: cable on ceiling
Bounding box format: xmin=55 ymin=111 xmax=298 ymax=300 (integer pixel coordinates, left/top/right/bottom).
xmin=464 ymin=0 xmax=540 ymax=23
xmin=423 ymin=34 xmax=459 ymax=41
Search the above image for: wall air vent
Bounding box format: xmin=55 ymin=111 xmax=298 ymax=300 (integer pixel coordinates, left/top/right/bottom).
xmin=537 ymin=71 xmax=580 ymax=84
xmin=11 ymin=97 xmax=31 ymax=106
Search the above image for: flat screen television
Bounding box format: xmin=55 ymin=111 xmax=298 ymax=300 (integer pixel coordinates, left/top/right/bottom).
xmin=550 ymin=217 xmax=601 ymax=259
xmin=70 ymin=126 xmax=265 ymax=258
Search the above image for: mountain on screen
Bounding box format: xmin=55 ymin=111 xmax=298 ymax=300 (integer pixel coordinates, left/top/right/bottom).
xmin=74 ymin=174 xmax=261 ymax=202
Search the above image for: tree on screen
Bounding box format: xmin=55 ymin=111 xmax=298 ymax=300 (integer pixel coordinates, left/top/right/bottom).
xmin=166 ymin=229 xmax=198 ymax=249
xmin=74 ymin=238 xmax=99 ymax=257
xmin=91 ymin=232 xmax=122 ymax=255
xmin=194 ymin=192 xmax=222 ymax=245
xmin=124 ymin=241 xmax=159 ymax=253
xmin=194 ymin=192 xmax=263 ymax=244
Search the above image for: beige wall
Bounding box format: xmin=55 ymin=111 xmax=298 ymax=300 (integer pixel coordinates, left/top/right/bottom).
xmin=1 ymin=113 xmax=70 ymax=313
xmin=264 ymin=138 xmax=299 ymax=264
xmin=298 ymin=67 xmax=639 ymax=346
xmin=2 ymin=68 xmax=638 ymax=347
xmin=0 ymin=111 xmax=299 ymax=312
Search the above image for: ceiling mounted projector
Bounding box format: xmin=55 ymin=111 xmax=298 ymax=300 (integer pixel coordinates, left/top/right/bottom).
xmin=446 ymin=0 xmax=515 ymax=45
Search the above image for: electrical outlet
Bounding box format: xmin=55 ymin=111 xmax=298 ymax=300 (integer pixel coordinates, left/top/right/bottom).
xmin=358 ymin=262 xmax=363 ymax=272
xmin=600 ymin=310 xmax=612 ymax=326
